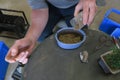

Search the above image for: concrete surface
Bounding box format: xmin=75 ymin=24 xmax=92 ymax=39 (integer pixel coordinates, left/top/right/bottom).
xmin=23 ymin=30 xmax=116 ymax=80
xmin=0 ymin=0 xmax=120 ymax=80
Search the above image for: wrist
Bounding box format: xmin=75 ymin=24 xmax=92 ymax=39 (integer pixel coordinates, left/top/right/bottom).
xmin=24 ymin=35 xmax=37 ymax=43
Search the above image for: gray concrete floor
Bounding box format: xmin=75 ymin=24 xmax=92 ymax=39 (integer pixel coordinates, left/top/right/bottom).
xmin=0 ymin=0 xmax=120 ymax=80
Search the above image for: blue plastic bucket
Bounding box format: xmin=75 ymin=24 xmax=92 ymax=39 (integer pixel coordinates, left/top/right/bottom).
xmin=111 ymin=28 xmax=120 ymax=38
xmin=0 ymin=41 xmax=9 ymax=80
xmin=99 ymin=8 xmax=120 ymax=38
xmin=55 ymin=28 xmax=86 ymax=49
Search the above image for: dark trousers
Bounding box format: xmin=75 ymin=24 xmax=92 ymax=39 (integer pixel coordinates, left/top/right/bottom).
xmin=38 ymin=3 xmax=76 ymax=42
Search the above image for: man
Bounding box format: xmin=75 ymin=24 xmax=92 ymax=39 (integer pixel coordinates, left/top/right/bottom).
xmin=5 ymin=0 xmax=97 ymax=64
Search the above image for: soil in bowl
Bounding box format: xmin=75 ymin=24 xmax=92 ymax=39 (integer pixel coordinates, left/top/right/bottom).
xmin=58 ymin=30 xmax=83 ymax=44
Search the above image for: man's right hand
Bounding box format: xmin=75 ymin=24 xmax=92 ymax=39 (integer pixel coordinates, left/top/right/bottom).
xmin=5 ymin=38 xmax=36 ymax=64
xmin=5 ymin=8 xmax=49 ymax=64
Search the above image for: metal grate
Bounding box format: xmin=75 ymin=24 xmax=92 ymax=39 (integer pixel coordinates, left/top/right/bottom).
xmin=0 ymin=8 xmax=29 ymax=39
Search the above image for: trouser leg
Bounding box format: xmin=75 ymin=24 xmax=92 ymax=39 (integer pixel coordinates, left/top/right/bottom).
xmin=38 ymin=3 xmax=62 ymax=42
xmin=60 ymin=4 xmax=76 ymax=27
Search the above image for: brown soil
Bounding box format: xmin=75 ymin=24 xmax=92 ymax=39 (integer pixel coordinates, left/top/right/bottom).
xmin=58 ymin=32 xmax=82 ymax=44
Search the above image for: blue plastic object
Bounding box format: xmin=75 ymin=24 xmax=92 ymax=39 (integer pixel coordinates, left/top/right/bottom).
xmin=0 ymin=41 xmax=9 ymax=80
xmin=99 ymin=8 xmax=120 ymax=39
xmin=111 ymin=28 xmax=120 ymax=38
xmin=55 ymin=28 xmax=86 ymax=49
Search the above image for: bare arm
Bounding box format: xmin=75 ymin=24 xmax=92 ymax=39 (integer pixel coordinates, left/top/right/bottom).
xmin=5 ymin=8 xmax=49 ymax=64
xmin=25 ymin=8 xmax=48 ymax=42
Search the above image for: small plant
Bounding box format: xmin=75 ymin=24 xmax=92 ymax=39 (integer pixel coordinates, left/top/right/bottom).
xmin=104 ymin=46 xmax=120 ymax=70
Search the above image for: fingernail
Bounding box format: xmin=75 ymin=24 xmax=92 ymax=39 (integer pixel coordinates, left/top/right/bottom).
xmin=83 ymin=22 xmax=87 ymax=25
xmin=22 ymin=58 xmax=28 ymax=64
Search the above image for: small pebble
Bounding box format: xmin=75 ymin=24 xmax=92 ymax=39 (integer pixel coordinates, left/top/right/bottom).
xmin=80 ymin=51 xmax=89 ymax=63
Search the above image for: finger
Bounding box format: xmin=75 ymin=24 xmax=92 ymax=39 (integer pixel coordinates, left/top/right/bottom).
xmin=83 ymin=4 xmax=89 ymax=25
xmin=10 ymin=41 xmax=22 ymax=57
xmin=22 ymin=58 xmax=28 ymax=64
xmin=5 ymin=50 xmax=17 ymax=63
xmin=15 ymin=52 xmax=26 ymax=61
xmin=19 ymin=51 xmax=29 ymax=63
xmin=5 ymin=40 xmax=22 ymax=63
xmin=87 ymin=6 xmax=97 ymax=25
xmin=5 ymin=57 xmax=16 ymax=63
xmin=74 ymin=3 xmax=82 ymax=17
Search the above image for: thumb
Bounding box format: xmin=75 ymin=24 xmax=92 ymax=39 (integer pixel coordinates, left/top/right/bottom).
xmin=5 ymin=44 xmax=19 ymax=63
xmin=74 ymin=3 xmax=82 ymax=17
xmin=10 ymin=43 xmax=20 ymax=57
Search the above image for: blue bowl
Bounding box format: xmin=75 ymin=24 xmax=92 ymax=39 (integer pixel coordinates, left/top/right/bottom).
xmin=55 ymin=28 xmax=86 ymax=49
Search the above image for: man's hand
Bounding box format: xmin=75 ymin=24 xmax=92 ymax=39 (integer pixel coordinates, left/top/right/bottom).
xmin=74 ymin=0 xmax=97 ymax=25
xmin=5 ymin=38 xmax=35 ymax=64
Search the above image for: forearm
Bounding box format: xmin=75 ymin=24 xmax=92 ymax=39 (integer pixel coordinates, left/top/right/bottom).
xmin=25 ymin=8 xmax=48 ymax=42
